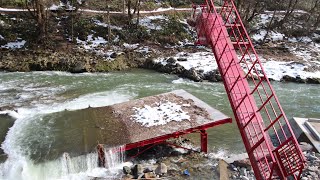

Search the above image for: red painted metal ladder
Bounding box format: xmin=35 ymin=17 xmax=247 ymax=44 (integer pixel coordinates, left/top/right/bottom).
xmin=190 ymin=0 xmax=305 ymax=179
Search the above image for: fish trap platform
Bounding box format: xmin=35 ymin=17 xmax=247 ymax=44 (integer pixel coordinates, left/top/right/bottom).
xmin=95 ymin=90 xmax=231 ymax=156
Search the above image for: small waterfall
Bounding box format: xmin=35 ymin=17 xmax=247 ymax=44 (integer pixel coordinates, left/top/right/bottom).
xmin=104 ymin=145 xmax=125 ymax=170
xmin=0 ymin=145 xmax=128 ymax=180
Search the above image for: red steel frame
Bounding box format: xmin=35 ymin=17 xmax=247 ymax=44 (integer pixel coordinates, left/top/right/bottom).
xmin=97 ymin=118 xmax=231 ymax=167
xmin=190 ymin=0 xmax=305 ymax=179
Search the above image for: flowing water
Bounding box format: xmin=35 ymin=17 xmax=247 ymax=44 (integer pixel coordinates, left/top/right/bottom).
xmin=0 ymin=69 xmax=319 ymax=179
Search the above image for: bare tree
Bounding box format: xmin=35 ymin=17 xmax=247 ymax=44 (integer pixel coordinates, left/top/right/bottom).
xmin=25 ymin=0 xmax=47 ymax=40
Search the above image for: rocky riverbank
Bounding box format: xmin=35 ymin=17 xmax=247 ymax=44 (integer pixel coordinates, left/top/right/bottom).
xmin=1 ymin=44 xmax=320 ymax=84
xmin=116 ymin=141 xmax=320 ymax=180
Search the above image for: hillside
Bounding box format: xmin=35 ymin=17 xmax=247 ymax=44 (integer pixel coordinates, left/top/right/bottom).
xmin=0 ymin=0 xmax=319 ymax=83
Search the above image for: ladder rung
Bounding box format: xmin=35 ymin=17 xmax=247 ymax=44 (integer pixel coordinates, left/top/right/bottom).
xmin=264 ymin=114 xmax=284 ymax=132
xmin=243 ymin=113 xmax=256 ymax=129
xmin=257 ymin=94 xmax=274 ymax=112
xmin=228 ymin=75 xmax=241 ymax=93
xmin=250 ymin=77 xmax=265 ymax=95
xmin=248 ymin=137 xmax=265 ymax=155
xmin=232 ymin=42 xmax=250 ymax=45
xmin=235 ymin=93 xmax=248 ymax=110
xmin=225 ymin=23 xmax=241 ymax=27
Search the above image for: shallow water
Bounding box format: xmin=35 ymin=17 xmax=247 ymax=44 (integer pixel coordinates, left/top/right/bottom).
xmin=0 ymin=69 xmax=319 ymax=179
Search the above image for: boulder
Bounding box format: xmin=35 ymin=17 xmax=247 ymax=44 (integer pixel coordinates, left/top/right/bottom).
xmin=155 ymin=163 xmax=168 ymax=176
xmin=144 ymin=172 xmax=157 ymax=179
xmin=110 ymin=52 xmax=117 ymax=59
xmin=232 ymin=159 xmax=251 ymax=170
xmin=167 ymin=57 xmax=176 ymax=64
xmin=71 ymin=62 xmax=86 ymax=73
xmin=132 ymin=164 xmax=144 ymax=178
xmin=183 ymin=68 xmax=203 ymax=82
xmin=177 ymin=58 xmax=187 ymax=62
xmin=299 ymin=142 xmax=313 ymax=152
xmin=123 ymin=166 xmax=131 ymax=175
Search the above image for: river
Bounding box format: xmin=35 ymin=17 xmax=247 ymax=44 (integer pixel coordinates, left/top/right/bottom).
xmin=0 ymin=69 xmax=319 ymax=179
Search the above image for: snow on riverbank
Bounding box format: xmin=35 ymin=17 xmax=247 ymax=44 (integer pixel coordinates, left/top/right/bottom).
xmin=155 ymin=51 xmax=218 ymax=73
xmin=155 ymin=51 xmax=320 ymax=82
xmin=1 ymin=39 xmax=26 ymax=49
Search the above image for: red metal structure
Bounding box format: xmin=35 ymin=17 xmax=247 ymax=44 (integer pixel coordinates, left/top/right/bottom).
xmin=189 ymin=0 xmax=305 ymax=179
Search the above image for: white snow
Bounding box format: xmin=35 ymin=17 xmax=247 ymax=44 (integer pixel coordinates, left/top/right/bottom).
xmin=252 ymin=30 xmax=284 ymax=42
xmin=139 ymin=15 xmax=167 ymax=30
xmin=270 ymin=31 xmax=284 ymax=41
xmin=76 ymin=34 xmax=107 ymax=50
xmin=247 ymin=60 xmax=320 ymax=81
xmin=252 ymin=30 xmax=267 ymax=42
xmin=93 ymin=19 xmax=122 ymax=30
xmin=1 ymin=40 xmax=26 ymax=49
xmin=0 ymin=35 xmax=4 ymax=40
xmin=156 ymin=51 xmax=218 ymax=73
xmin=131 ymin=101 xmax=190 ymax=127
xmin=123 ymin=43 xmax=139 ymax=50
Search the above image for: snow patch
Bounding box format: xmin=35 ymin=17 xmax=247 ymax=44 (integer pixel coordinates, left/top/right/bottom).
xmin=139 ymin=15 xmax=167 ymax=30
xmin=131 ymin=101 xmax=190 ymax=127
xmin=156 ymin=51 xmax=218 ymax=73
xmin=263 ymin=61 xmax=320 ymax=81
xmin=93 ymin=19 xmax=122 ymax=30
xmin=1 ymin=40 xmax=26 ymax=49
xmin=76 ymin=34 xmax=107 ymax=50
xmin=123 ymin=43 xmax=139 ymax=50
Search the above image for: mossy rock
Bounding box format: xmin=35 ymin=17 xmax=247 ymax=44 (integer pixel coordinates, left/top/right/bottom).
xmin=95 ymin=54 xmax=130 ymax=72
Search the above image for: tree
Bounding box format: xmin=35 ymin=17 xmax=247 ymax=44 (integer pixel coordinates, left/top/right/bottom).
xmin=25 ymin=0 xmax=48 ymax=40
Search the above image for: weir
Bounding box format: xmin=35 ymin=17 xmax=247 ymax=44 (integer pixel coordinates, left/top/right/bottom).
xmin=93 ymin=89 xmax=231 ymax=165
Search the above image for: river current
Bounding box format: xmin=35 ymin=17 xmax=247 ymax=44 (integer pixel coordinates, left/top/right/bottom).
xmin=0 ymin=69 xmax=319 ymax=179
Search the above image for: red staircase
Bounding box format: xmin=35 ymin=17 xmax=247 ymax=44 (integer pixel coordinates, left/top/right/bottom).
xmin=190 ymin=0 xmax=305 ymax=179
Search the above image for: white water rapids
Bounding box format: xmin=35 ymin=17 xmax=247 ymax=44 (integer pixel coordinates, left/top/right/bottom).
xmin=0 ymin=70 xmax=319 ymax=180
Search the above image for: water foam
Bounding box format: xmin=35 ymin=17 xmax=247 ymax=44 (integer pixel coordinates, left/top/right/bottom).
xmin=1 ymin=89 xmax=136 ymax=180
xmin=0 ymin=146 xmax=131 ymax=180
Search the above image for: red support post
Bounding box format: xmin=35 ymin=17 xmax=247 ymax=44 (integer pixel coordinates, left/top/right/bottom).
xmin=200 ymin=130 xmax=208 ymax=153
xmin=97 ymin=144 xmax=105 ymax=167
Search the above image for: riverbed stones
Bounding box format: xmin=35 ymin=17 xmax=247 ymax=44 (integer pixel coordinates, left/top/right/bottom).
xmin=155 ymin=163 xmax=167 ymax=176
xmin=123 ymin=166 xmax=131 ymax=175
xmin=299 ymin=142 xmax=313 ymax=151
xmin=144 ymin=172 xmax=157 ymax=178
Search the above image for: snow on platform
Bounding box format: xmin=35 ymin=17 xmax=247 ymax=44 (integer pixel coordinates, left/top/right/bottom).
xmin=81 ymin=89 xmax=231 ymax=148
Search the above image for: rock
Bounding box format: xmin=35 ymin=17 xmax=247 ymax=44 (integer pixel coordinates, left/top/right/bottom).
xmin=144 ymin=172 xmax=156 ymax=179
xmin=240 ymin=168 xmax=248 ymax=177
xmin=110 ymin=52 xmax=117 ymax=58
xmin=177 ymin=58 xmax=187 ymax=62
xmin=241 ymin=176 xmax=249 ymax=180
xmin=204 ymin=70 xmax=221 ymax=82
xmin=155 ymin=163 xmax=167 ymax=176
xmin=132 ymin=164 xmax=144 ymax=178
xmin=306 ymin=77 xmax=320 ymax=84
xmin=123 ymin=166 xmax=131 ymax=175
xmin=167 ymin=57 xmax=176 ymax=64
xmin=123 ymin=174 xmax=134 ymax=180
xmin=307 ymin=166 xmax=319 ymax=172
xmin=71 ymin=62 xmax=86 ymax=73
xmin=299 ymin=142 xmax=313 ymax=151
xmin=233 ymin=159 xmax=251 ymax=170
xmin=183 ymin=68 xmax=202 ymax=82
